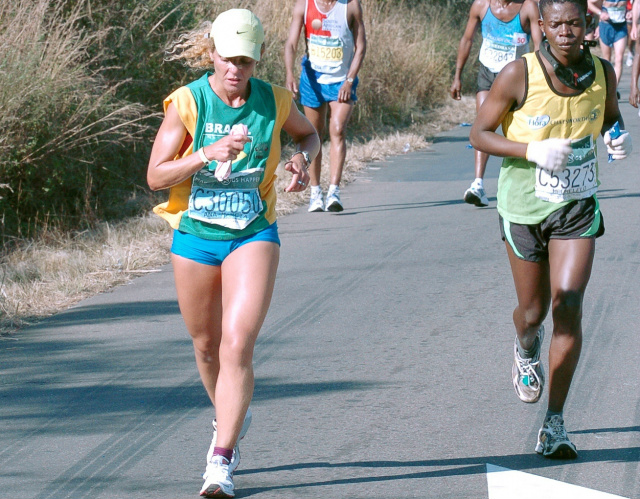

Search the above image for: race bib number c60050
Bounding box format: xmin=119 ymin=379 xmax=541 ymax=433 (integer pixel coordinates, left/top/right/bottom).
xmin=535 ymin=135 xmax=598 ymax=203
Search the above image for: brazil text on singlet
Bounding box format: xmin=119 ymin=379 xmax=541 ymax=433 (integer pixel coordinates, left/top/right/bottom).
xmin=153 ymin=74 xmax=292 ymax=240
xmin=497 ymin=52 xmax=606 ymax=225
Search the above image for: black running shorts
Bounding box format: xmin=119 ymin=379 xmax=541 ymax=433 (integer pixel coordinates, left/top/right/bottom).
xmin=499 ymin=196 xmax=605 ymax=262
xmin=477 ymin=63 xmax=499 ymax=93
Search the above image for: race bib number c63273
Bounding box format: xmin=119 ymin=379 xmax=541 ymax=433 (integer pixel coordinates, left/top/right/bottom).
xmin=535 ymin=135 xmax=598 ymax=203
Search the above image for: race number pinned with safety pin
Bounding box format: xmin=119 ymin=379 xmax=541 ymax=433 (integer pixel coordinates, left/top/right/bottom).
xmin=535 ymin=135 xmax=598 ymax=203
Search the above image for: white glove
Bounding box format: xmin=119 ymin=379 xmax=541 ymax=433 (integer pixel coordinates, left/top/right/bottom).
xmin=604 ymin=129 xmax=632 ymax=160
xmin=526 ymin=138 xmax=572 ymax=172
xmin=214 ymin=124 xmax=248 ymax=181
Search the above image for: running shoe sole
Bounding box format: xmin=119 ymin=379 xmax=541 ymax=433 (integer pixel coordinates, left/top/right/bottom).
xmin=201 ymin=486 xmax=235 ymax=498
xmin=535 ymin=440 xmax=578 ymax=459
xmin=325 ymin=201 xmax=343 ymax=212
xmin=463 ymin=189 xmax=488 ymax=207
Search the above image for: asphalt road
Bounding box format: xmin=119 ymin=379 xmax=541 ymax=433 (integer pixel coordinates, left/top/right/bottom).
xmin=1 ymin=74 xmax=639 ymax=499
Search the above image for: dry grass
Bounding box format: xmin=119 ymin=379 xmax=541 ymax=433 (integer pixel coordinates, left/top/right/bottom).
xmin=0 ymin=0 xmax=475 ymax=333
xmin=0 ymin=96 xmax=475 ymax=334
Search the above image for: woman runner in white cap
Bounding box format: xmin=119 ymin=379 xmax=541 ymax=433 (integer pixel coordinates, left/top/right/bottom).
xmin=147 ymin=9 xmax=320 ymax=497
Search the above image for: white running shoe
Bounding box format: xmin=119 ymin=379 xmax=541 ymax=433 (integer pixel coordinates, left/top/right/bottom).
xmin=201 ymin=455 xmax=234 ymax=497
xmin=626 ymin=53 xmax=634 ymax=67
xmin=206 ymin=408 xmax=252 ymax=475
xmin=512 ymin=326 xmax=545 ymax=403
xmin=308 ymin=189 xmax=324 ymax=212
xmin=463 ymin=183 xmax=489 ymax=207
xmin=535 ymin=415 xmax=578 ymax=459
xmin=325 ymin=188 xmax=343 ymax=212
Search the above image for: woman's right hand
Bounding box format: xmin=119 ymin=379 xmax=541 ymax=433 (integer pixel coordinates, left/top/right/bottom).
xmin=202 ymin=134 xmax=251 ymax=163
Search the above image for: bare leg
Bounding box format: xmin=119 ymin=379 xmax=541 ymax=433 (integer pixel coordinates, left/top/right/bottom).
xmin=214 ymin=241 xmax=279 ymax=449
xmin=303 ymin=104 xmax=327 ymax=187
xmin=505 ymin=243 xmax=551 ymax=350
xmin=600 ymin=41 xmax=613 ymax=66
xmin=172 ymin=253 xmax=223 ymax=405
xmin=327 ymin=100 xmax=355 ymax=186
xmin=172 ymin=240 xmax=279 ymax=450
xmin=546 ymin=238 xmax=595 ymax=413
xmin=613 ymin=36 xmax=628 ymax=84
xmin=474 ymin=90 xmax=491 ymax=179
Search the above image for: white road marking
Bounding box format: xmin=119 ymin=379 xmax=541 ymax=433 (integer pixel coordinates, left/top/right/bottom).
xmin=486 ymin=464 xmax=629 ymax=499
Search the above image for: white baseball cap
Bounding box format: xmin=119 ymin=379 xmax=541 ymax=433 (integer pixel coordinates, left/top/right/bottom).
xmin=210 ymin=9 xmax=264 ymax=62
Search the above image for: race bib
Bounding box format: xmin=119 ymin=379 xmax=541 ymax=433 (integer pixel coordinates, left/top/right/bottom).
xmin=308 ymin=34 xmax=344 ymax=65
xmin=535 ymin=135 xmax=598 ymax=203
xmin=188 ymin=168 xmax=265 ymax=230
xmin=605 ymin=4 xmax=627 ymax=23
xmin=512 ymin=32 xmax=529 ymax=46
xmin=479 ymin=38 xmax=518 ymax=73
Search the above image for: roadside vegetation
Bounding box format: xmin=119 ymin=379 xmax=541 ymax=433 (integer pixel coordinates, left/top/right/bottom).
xmin=0 ymin=0 xmax=476 ymax=332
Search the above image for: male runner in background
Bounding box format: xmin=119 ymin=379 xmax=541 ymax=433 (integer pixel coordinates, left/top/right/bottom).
xmin=588 ymin=0 xmax=630 ymax=85
xmin=285 ymin=0 xmax=366 ymax=212
xmin=451 ymin=0 xmax=541 ymax=208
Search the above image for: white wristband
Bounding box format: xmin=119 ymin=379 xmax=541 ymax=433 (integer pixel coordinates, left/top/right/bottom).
xmin=198 ymin=148 xmax=212 ymax=165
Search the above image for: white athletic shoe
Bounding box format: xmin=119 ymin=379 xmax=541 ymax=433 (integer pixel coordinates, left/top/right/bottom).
xmin=626 ymin=53 xmax=634 ymax=67
xmin=201 ymin=455 xmax=234 ymax=497
xmin=535 ymin=415 xmax=578 ymax=459
xmin=512 ymin=326 xmax=545 ymax=403
xmin=206 ymin=408 xmax=252 ymax=475
xmin=325 ymin=188 xmax=344 ymax=212
xmin=463 ymin=183 xmax=489 ymax=207
xmin=308 ymin=189 xmax=324 ymax=212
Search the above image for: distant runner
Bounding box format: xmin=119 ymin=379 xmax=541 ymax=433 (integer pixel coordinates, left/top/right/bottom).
xmin=630 ymin=0 xmax=640 ymax=105
xmin=285 ymin=0 xmax=366 ymax=212
xmin=588 ymin=0 xmax=630 ymax=85
xmin=470 ymin=0 xmax=631 ymax=458
xmin=451 ymin=0 xmax=541 ymax=207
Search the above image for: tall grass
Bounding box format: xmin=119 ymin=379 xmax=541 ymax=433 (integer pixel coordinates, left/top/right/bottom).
xmin=0 ymin=0 xmax=154 ymax=246
xmin=0 ymin=0 xmax=478 ymax=331
xmin=1 ymin=0 xmax=464 ymax=247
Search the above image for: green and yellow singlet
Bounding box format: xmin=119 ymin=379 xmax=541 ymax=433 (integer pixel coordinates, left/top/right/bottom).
xmin=153 ymin=74 xmax=292 ymax=240
xmin=498 ymin=52 xmax=607 ymax=225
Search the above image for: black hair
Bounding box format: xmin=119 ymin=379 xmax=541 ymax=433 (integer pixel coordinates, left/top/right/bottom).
xmin=539 ymin=0 xmax=588 ymax=17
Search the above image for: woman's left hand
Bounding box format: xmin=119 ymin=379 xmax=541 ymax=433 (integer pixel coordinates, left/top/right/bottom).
xmin=283 ymin=158 xmax=310 ymax=192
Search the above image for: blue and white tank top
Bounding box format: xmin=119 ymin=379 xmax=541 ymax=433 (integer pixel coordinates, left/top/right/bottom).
xmin=478 ymin=7 xmax=530 ymax=73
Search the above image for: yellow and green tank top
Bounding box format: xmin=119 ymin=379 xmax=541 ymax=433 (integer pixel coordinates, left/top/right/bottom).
xmin=153 ymin=74 xmax=292 ymax=240
xmin=498 ymin=52 xmax=606 ymax=225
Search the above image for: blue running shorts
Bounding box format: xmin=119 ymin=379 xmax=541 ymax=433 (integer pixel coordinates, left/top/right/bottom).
xmin=599 ymin=21 xmax=628 ymax=46
xmin=299 ymin=56 xmax=358 ymax=108
xmin=171 ymin=222 xmax=280 ymax=266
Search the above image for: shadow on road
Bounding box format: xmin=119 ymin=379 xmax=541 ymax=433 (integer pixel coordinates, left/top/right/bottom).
xmin=235 ymin=446 xmax=640 ymax=497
